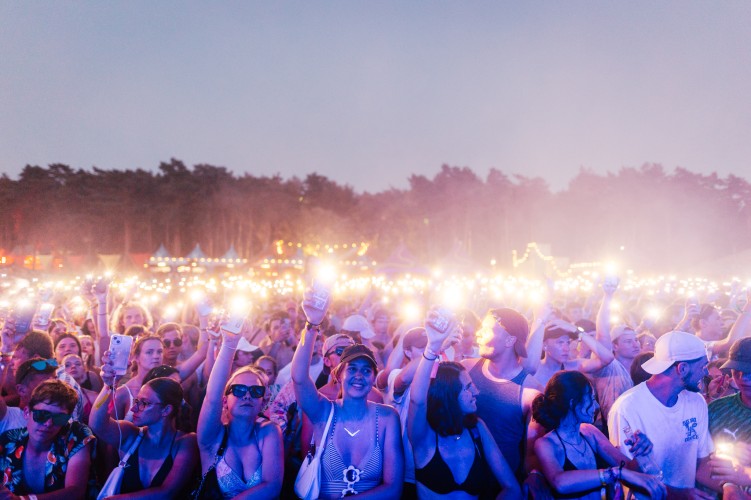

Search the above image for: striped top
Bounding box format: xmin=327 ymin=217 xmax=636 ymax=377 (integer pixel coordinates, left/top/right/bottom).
xmin=320 ymin=405 xmax=383 ymax=498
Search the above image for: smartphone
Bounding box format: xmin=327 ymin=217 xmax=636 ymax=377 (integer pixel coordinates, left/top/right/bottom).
xmin=310 ymin=280 xmax=330 ymax=310
xmin=109 ymin=334 xmax=134 ymax=376
xmin=196 ymin=298 xmax=213 ymax=317
xmin=12 ymin=304 xmax=36 ymax=336
xmin=221 ymin=310 xmax=246 ymax=335
xmin=35 ymin=303 xmax=55 ymax=328
xmin=428 ymin=308 xmax=453 ymax=334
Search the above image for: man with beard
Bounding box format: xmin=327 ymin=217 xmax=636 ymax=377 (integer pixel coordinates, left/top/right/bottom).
xmin=608 ymin=331 xmax=716 ymax=498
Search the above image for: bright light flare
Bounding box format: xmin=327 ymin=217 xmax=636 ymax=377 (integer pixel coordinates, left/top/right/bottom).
xmin=401 ymin=302 xmax=422 ymax=322
xmin=228 ymin=296 xmax=251 ymax=315
xmin=315 ymin=263 xmax=337 ymax=286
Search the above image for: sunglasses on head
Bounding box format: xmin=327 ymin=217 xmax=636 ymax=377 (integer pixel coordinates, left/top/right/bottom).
xmin=31 ymin=359 xmax=59 ymax=371
xmin=163 ymin=338 xmax=182 ymax=348
xmin=226 ymin=384 xmax=265 ymax=399
xmin=325 ymin=346 xmax=347 ymax=358
xmin=31 ymin=409 xmax=70 ymax=426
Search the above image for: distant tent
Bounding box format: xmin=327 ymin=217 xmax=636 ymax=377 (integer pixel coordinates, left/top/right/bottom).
xmin=152 ymin=244 xmax=170 ymax=260
xmin=98 ymin=254 xmax=122 ymax=270
xmin=186 ymin=244 xmax=207 ymax=260
xmin=221 ymin=244 xmax=241 ymax=261
xmin=377 ymin=243 xmax=429 ymax=276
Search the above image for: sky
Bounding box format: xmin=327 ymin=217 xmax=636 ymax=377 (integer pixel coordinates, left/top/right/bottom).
xmin=1 ymin=2 xmax=750 ymax=193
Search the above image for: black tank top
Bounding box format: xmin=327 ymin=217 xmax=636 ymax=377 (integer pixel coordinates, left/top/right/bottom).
xmin=414 ymin=427 xmax=492 ymax=496
xmin=554 ymin=429 xmax=612 ymax=499
xmin=120 ymin=432 xmax=177 ymax=493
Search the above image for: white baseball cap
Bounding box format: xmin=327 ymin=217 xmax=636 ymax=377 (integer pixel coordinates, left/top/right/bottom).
xmin=341 ymin=314 xmax=375 ymax=339
xmin=641 ymin=331 xmax=707 ymax=375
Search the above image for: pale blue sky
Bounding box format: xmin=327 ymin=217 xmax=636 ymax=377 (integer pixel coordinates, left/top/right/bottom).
xmin=1 ymin=2 xmax=750 ymax=192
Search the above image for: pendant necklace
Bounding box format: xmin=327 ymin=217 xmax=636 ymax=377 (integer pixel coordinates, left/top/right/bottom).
xmin=344 ymin=427 xmax=361 ymax=437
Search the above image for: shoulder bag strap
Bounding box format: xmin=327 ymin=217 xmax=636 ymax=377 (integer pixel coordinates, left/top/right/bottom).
xmin=119 ymin=427 xmax=145 ymax=467
xmin=309 ymin=402 xmax=335 ymax=461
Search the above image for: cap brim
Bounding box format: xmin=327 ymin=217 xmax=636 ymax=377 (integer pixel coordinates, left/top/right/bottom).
xmin=641 ymin=357 xmax=673 ymax=375
xmin=720 ymin=359 xmax=751 ymax=372
xmin=340 ymin=353 xmax=378 ymax=369
xmin=359 ymin=328 xmax=375 ymax=339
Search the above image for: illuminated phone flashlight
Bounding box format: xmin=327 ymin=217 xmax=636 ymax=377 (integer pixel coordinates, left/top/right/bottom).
xmin=441 ymin=286 xmax=465 ymax=309
xmin=715 ymin=441 xmax=736 ymax=466
xmin=401 ymin=302 xmax=422 ymax=322
xmin=647 ymin=307 xmax=662 ymax=321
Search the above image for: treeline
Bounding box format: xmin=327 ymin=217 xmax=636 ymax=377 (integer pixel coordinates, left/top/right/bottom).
xmin=1 ymin=160 xmax=749 ymax=272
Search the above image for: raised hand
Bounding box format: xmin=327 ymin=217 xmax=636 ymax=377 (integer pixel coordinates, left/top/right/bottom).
xmin=301 ymin=287 xmax=329 ymax=326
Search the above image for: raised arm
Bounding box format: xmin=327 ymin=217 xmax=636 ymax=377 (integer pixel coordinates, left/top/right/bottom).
xmin=177 ymin=327 xmax=209 ymax=381
xmin=576 ymin=329 xmax=614 ymax=372
xmin=291 ymin=290 xmax=330 ymax=423
xmin=523 ymin=303 xmax=552 ymax=374
xmin=408 ymin=311 xmax=460 ymax=449
xmin=92 ymin=280 xmax=110 ymax=366
xmin=89 ymin=352 xmax=139 ymax=448
xmin=196 ymin=328 xmax=241 ymax=450
xmin=713 ymin=290 xmax=751 ymax=356
xmin=596 ymin=279 xmax=618 ymax=351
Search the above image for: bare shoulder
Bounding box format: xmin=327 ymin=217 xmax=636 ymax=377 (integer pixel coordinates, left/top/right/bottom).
xmin=373 ymin=401 xmax=399 ymax=421
xmin=176 ymin=431 xmax=198 ymax=449
xmin=256 ymin=419 xmax=282 ymax=439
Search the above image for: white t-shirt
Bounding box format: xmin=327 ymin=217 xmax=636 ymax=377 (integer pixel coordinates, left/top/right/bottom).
xmin=275 ymin=357 xmax=324 ymax=388
xmin=608 ymin=382 xmax=714 ymax=488
xmin=0 ymin=407 xmax=26 ymax=434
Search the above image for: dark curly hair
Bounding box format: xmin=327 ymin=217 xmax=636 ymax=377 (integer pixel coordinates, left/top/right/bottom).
xmin=427 ymin=362 xmax=478 ymax=436
xmin=532 ymin=371 xmax=594 ymax=430
xmin=29 ymin=379 xmax=79 ymax=414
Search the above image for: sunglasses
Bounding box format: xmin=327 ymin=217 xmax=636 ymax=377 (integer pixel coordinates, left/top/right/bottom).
xmin=163 ymin=338 xmax=182 ymax=348
xmin=31 ymin=409 xmax=70 ymax=426
xmin=31 ymin=359 xmax=59 ymax=371
xmin=325 ymin=346 xmax=347 ymax=358
xmin=226 ymin=384 xmax=265 ymax=399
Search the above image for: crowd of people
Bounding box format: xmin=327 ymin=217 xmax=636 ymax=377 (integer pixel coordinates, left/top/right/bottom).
xmin=0 ymin=270 xmax=750 ymax=499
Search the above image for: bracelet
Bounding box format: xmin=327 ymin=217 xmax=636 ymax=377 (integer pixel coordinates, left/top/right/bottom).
xmin=425 ymin=347 xmax=440 ymax=358
xmin=422 ymin=351 xmax=438 ymax=361
xmin=605 ymin=467 xmax=617 ymax=485
xmin=618 ymin=461 xmax=624 ymax=482
xmin=529 ymin=470 xmax=544 ymax=478
xmin=305 ymin=321 xmax=321 ymax=332
xmin=221 ymin=344 xmax=237 ymax=351
xmin=598 ymin=469 xmax=607 ymax=486
xmin=0 ymin=351 xmax=13 ymax=357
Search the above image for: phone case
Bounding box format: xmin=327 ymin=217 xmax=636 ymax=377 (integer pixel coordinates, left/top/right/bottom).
xmin=110 ymin=334 xmax=134 ymax=376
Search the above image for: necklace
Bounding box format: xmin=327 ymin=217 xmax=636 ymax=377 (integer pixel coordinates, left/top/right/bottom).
xmin=343 ymin=427 xmax=361 ymax=437
xmin=557 ymin=431 xmax=588 ymax=455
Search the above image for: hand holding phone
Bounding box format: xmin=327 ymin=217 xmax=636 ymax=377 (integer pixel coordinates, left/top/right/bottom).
xmin=109 ymin=334 xmax=134 ymax=377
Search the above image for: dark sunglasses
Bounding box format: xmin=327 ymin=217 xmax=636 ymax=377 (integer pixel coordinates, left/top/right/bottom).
xmin=325 ymin=346 xmax=347 ymax=358
xmin=226 ymin=384 xmax=265 ymax=399
xmin=163 ymin=338 xmax=182 ymax=348
xmin=31 ymin=409 xmax=70 ymax=426
xmin=31 ymin=359 xmax=59 ymax=370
